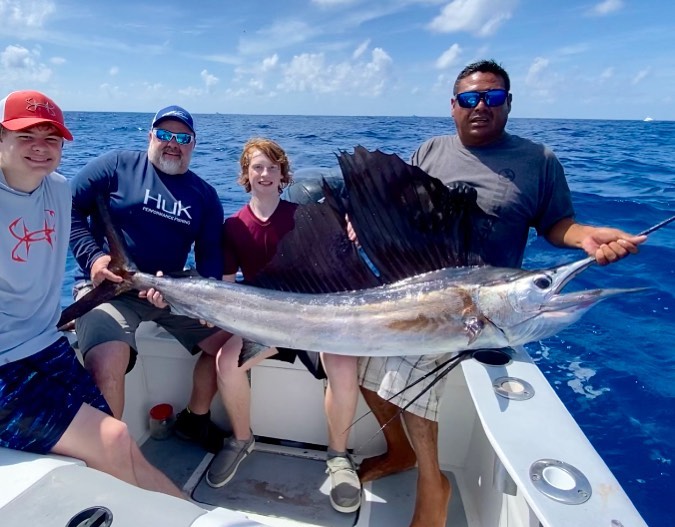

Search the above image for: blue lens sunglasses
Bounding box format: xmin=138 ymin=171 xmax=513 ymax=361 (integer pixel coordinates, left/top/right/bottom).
xmin=455 ymin=89 xmax=509 ymax=109
xmin=153 ymin=128 xmax=194 ymax=145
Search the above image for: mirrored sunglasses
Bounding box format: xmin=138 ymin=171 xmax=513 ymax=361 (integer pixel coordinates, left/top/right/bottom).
xmin=455 ymin=89 xmax=509 ymax=109
xmin=152 ymin=128 xmax=194 ymax=145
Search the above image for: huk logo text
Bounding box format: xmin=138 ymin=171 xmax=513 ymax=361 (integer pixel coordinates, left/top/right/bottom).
xmin=143 ymin=190 xmax=192 ymax=220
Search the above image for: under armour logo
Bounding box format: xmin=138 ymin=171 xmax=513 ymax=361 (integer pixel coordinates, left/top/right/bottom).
xmin=25 ymin=97 xmax=56 ymax=116
xmin=8 ymin=210 xmax=56 ymax=262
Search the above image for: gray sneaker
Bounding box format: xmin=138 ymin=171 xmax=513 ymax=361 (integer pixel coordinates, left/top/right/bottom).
xmin=206 ymin=434 xmax=255 ymax=488
xmin=326 ymin=455 xmax=362 ymax=513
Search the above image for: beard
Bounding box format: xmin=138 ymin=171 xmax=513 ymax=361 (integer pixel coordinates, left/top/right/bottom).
xmin=155 ymin=154 xmax=187 ymax=175
xmin=148 ymin=142 xmax=191 ymax=175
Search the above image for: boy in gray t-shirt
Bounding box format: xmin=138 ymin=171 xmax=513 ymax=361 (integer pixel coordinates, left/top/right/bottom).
xmin=0 ymin=90 xmax=182 ymax=499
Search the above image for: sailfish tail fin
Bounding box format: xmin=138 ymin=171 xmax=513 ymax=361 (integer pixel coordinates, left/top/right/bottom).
xmin=57 ymin=280 xmax=133 ymax=329
xmin=57 ymin=195 xmax=137 ymax=329
xmin=94 ymin=193 xmax=138 ymax=276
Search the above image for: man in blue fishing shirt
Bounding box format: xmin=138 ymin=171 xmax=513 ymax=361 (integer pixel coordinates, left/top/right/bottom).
xmin=70 ymin=105 xmax=230 ymax=452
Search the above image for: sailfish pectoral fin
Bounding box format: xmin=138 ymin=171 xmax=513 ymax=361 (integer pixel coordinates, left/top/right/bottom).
xmin=463 ymin=315 xmax=485 ymax=345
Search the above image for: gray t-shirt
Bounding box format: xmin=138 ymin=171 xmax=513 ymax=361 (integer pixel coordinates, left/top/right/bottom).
xmin=410 ymin=133 xmax=574 ymax=268
xmin=0 ymin=170 xmax=70 ymax=364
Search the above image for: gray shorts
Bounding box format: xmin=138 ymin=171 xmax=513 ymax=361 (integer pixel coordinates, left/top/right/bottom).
xmin=74 ymin=283 xmax=222 ymax=372
xmin=358 ymin=353 xmax=452 ymax=421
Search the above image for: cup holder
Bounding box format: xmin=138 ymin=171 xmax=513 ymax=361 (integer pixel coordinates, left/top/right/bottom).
xmin=472 ymin=348 xmax=512 ymax=366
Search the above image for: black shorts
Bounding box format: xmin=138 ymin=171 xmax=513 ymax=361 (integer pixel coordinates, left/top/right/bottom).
xmin=239 ymin=340 xmax=326 ymax=380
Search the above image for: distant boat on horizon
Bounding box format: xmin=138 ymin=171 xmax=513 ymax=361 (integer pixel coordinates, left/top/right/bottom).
xmin=643 ymin=116 xmax=654 ymax=122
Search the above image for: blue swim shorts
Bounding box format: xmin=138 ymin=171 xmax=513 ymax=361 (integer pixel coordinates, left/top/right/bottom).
xmin=0 ymin=337 xmax=112 ymax=454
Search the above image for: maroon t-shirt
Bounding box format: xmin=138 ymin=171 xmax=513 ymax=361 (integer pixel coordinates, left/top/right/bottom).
xmin=223 ymin=199 xmax=298 ymax=282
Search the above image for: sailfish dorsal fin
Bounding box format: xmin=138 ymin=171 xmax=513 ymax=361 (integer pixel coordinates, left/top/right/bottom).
xmin=252 ymin=146 xmax=493 ymax=293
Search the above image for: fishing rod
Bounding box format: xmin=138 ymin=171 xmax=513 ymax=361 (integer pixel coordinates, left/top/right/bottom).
xmin=575 ymin=213 xmax=675 ymax=269
xmin=639 ymin=213 xmax=675 ymax=236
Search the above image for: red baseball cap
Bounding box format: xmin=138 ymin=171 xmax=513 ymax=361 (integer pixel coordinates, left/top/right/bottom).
xmin=0 ymin=90 xmax=73 ymax=141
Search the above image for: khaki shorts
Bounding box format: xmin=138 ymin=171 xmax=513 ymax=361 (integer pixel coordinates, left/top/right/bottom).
xmin=74 ymin=283 xmax=223 ymax=372
xmin=358 ymin=353 xmax=452 ymax=421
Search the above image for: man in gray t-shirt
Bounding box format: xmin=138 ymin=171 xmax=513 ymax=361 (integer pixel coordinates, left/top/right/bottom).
xmin=357 ymin=60 xmax=647 ymax=527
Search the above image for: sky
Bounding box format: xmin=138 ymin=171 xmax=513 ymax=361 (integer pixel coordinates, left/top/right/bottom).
xmin=1 ymin=0 xmax=674 ymax=120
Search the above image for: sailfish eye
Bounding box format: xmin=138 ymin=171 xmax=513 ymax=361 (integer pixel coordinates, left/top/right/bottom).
xmin=533 ymin=275 xmax=553 ymax=289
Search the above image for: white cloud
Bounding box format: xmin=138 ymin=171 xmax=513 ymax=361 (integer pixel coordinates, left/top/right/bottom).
xmin=279 ymin=47 xmax=393 ymax=96
xmin=261 ymin=54 xmax=279 ymax=72
xmin=631 ymin=68 xmax=650 ymax=85
xmin=200 ymin=69 xmax=219 ymax=91
xmin=0 ymin=44 xmax=52 ymax=82
xmin=200 ymin=53 xmax=241 ymax=65
xmin=99 ymin=83 xmax=123 ymax=99
xmin=525 ymin=57 xmax=550 ymax=85
xmin=432 ymin=72 xmax=453 ymax=93
xmin=231 ymin=55 xmax=280 ymax=95
xmin=178 ymin=70 xmax=220 ymax=98
xmin=238 ymin=20 xmax=315 ymax=56
xmin=140 ymin=82 xmax=165 ymax=94
xmin=589 ymin=0 xmax=623 ymax=16
xmin=109 ymin=66 xmax=119 ymax=76
xmin=558 ymin=43 xmax=589 ymax=56
xmin=0 ymin=0 xmax=55 ymax=30
xmin=435 ymin=43 xmax=461 ymax=69
xmin=50 ymin=56 xmax=66 ymax=65
xmin=600 ymin=67 xmax=614 ymax=80
xmin=524 ymin=57 xmax=561 ymax=101
xmin=428 ymin=0 xmax=517 ymax=37
xmin=177 ymin=86 xmax=203 ymax=97
xmin=353 ymin=39 xmax=370 ymax=60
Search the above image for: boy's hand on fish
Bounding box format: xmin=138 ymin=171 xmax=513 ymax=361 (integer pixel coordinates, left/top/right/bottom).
xmin=91 ymin=254 xmax=124 ymax=286
xmin=138 ymin=271 xmax=212 ymax=326
xmin=346 ymin=214 xmax=360 ymax=247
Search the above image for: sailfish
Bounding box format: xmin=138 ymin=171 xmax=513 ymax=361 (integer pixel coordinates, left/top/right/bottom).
xmin=58 ymin=147 xmax=672 ymax=361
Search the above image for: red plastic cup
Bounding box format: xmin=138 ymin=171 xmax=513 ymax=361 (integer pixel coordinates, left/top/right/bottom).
xmin=149 ymin=403 xmax=174 ymax=440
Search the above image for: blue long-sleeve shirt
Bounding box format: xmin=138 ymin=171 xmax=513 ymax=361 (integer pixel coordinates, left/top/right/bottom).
xmin=70 ymin=150 xmax=224 ymax=280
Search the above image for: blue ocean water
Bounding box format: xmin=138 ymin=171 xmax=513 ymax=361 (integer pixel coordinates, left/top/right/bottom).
xmin=59 ymin=113 xmax=673 ymax=526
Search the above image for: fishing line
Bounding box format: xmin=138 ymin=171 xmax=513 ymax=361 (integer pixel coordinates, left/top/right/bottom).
xmin=352 ymin=350 xmax=474 ymax=453
xmin=345 ymin=351 xmax=468 ymax=432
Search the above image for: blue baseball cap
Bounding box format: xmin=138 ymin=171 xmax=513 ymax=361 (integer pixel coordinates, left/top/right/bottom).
xmin=151 ymin=105 xmax=195 ymax=134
